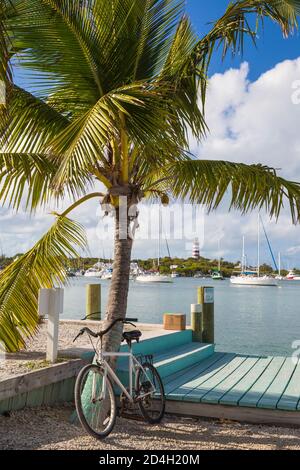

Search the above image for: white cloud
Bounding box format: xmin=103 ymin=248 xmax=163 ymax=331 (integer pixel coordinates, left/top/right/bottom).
xmin=1 ymin=58 xmax=300 ymax=266
xmin=189 ymin=58 xmax=300 ymax=267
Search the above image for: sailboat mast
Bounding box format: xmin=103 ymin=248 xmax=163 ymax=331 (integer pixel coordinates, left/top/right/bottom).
xmin=242 ymin=236 xmax=245 ymax=273
xmin=158 ymin=205 xmax=161 ymax=270
xmin=278 ymin=252 xmax=281 ymax=277
xmin=257 ymin=213 xmax=260 ymax=278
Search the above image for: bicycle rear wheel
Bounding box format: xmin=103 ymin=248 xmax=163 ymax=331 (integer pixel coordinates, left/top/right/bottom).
xmin=75 ymin=364 xmax=116 ymax=439
xmin=136 ymin=362 xmax=165 ymax=424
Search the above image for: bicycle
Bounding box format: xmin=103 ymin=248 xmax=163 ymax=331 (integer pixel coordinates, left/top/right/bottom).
xmin=73 ymin=317 xmax=165 ymax=439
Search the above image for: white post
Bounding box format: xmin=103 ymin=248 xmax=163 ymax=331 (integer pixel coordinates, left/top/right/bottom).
xmin=38 ymin=288 xmax=64 ymax=363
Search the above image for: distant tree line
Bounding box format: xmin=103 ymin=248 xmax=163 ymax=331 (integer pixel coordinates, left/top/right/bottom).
xmin=0 ymin=254 xmax=297 ymax=277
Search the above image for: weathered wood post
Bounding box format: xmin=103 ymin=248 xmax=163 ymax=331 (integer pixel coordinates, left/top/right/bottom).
xmin=86 ymin=284 xmax=101 ymax=320
xmin=38 ymin=288 xmax=64 ymax=363
xmin=197 ymin=286 xmax=215 ymax=343
xmin=191 ymin=304 xmax=202 ymax=342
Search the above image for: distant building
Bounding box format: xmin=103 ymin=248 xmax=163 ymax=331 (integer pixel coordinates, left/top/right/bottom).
xmin=192 ymin=238 xmax=200 ymax=259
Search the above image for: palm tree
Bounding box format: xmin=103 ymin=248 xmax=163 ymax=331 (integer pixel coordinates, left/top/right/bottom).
xmin=1 ymin=0 xmax=300 ymax=353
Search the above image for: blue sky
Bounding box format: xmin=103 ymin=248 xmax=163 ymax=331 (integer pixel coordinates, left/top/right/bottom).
xmin=4 ymin=1 xmax=300 ymax=268
xmin=186 ymin=0 xmax=300 ymax=80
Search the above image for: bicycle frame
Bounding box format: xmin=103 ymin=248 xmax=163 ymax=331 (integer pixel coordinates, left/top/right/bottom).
xmin=93 ymin=349 xmax=156 ymax=403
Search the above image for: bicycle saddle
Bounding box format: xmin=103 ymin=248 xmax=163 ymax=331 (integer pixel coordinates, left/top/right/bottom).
xmin=122 ymin=329 xmax=142 ymax=343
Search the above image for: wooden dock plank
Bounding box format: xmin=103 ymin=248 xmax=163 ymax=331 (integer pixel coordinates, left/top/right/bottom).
xmin=164 ymin=352 xmax=225 ymax=392
xmin=220 ymin=356 xmax=273 ymax=406
xmin=239 ymin=356 xmax=286 ymax=408
xmin=277 ymin=359 xmax=300 ymax=411
xmin=166 ymin=353 xmax=236 ymax=400
xmin=165 ymin=400 xmax=300 ymax=427
xmin=201 ymin=356 xmax=260 ymax=404
xmin=183 ymin=355 xmax=248 ymax=402
xmin=258 ymin=358 xmax=297 ymax=410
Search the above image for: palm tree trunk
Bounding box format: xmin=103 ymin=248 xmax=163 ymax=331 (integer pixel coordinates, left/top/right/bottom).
xmin=102 ymin=207 xmax=133 ymax=357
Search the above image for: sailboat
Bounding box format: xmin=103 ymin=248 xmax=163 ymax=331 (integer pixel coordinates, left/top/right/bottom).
xmin=230 ymin=216 xmax=278 ymax=287
xmin=211 ymin=240 xmax=224 ymax=280
xmin=136 ymin=206 xmax=172 ymax=283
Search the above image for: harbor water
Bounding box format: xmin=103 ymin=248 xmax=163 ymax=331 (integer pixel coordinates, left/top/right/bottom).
xmin=63 ymin=277 xmax=300 ymax=357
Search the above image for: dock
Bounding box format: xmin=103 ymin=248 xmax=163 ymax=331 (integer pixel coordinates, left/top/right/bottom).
xmin=1 ymin=321 xmax=300 ymax=427
xmin=115 ymin=329 xmax=300 ymax=427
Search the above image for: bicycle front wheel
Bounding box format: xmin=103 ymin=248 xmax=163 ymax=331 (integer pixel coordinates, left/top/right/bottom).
xmin=136 ymin=362 xmax=165 ymax=424
xmin=75 ymin=364 xmax=116 ymax=439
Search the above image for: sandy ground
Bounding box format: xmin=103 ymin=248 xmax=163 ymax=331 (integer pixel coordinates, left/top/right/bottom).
xmin=0 ymin=322 xmax=93 ymax=379
xmin=0 ymin=405 xmax=300 ymax=450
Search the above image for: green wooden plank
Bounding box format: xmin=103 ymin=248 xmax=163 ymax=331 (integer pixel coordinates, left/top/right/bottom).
xmin=277 ymin=359 xmax=300 ymax=411
xmin=156 ymin=343 xmax=207 ymax=362
xmin=258 ymin=358 xmax=297 ymax=410
xmin=121 ymin=330 xmax=193 ymax=356
xmin=220 ymin=356 xmax=273 ymax=406
xmin=58 ymin=378 xmax=75 ymax=403
xmin=26 ymin=387 xmax=44 ymax=408
xmin=184 ymin=355 xmax=247 ymax=402
xmin=164 ymin=352 xmax=225 ymax=393
xmin=201 ymin=356 xmax=260 ymax=404
xmin=0 ymin=398 xmax=11 ymax=414
xmin=239 ymin=356 xmax=286 ymax=408
xmin=168 ymin=353 xmax=238 ymax=401
xmin=51 ymin=382 xmax=60 ymax=404
xmin=43 ymin=383 xmax=55 ymax=405
xmin=10 ymin=393 xmax=27 ymax=411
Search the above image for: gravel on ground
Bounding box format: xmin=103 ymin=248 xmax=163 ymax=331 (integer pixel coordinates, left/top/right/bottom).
xmin=0 ymin=321 xmax=95 ymax=379
xmin=0 ymin=405 xmax=300 ymax=450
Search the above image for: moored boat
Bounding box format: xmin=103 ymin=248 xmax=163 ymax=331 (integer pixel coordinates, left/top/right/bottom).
xmin=136 ymin=273 xmax=173 ymax=283
xmin=230 ymin=275 xmax=278 ymax=286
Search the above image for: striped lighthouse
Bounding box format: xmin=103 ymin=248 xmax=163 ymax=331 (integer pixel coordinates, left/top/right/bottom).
xmin=192 ymin=238 xmax=200 ymax=260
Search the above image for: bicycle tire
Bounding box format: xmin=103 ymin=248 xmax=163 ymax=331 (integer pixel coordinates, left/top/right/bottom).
xmin=75 ymin=363 xmax=117 ymax=439
xmin=136 ymin=362 xmax=165 ymax=424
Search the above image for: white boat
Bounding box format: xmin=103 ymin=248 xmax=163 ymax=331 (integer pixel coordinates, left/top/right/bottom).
xmin=136 ymin=273 xmax=173 ymax=283
xmin=285 ymin=270 xmax=300 ymax=281
xmin=84 ymin=268 xmax=102 ymax=278
xmin=171 ymin=272 xmax=179 ymax=278
xmin=230 ymin=275 xmax=278 ymax=286
xmin=136 ymin=204 xmax=173 ymax=284
xmin=230 ymin=217 xmax=278 ymax=287
xmin=101 ymin=268 xmax=113 ymax=280
xmin=211 ymin=271 xmax=224 ymax=280
xmin=212 ymin=240 xmax=224 ymax=280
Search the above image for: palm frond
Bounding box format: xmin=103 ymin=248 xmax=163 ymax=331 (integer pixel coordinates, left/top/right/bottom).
xmin=0 ymin=152 xmax=57 ymax=210
xmin=167 ymin=159 xmax=300 ymax=223
xmin=0 ymin=0 xmax=12 ymax=84
xmin=50 ymin=82 xmax=179 ymax=190
xmin=185 ymin=0 xmax=300 ymax=108
xmin=0 ymin=86 xmax=95 ymax=208
xmin=160 ymin=15 xmax=207 ymax=140
xmin=0 ymin=216 xmax=87 ymax=352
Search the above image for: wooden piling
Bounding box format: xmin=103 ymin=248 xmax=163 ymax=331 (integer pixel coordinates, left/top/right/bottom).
xmin=197 ymin=287 xmax=214 ymax=343
xmin=86 ymin=284 xmax=101 ymax=321
xmin=191 ymin=304 xmax=202 ymax=342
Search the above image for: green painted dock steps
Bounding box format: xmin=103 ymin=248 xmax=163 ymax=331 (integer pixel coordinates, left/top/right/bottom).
xmin=80 ymin=329 xmax=300 ymax=424
xmin=115 ymin=330 xmax=300 ymax=414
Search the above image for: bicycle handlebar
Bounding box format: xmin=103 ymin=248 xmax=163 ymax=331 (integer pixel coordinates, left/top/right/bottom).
xmin=73 ymin=317 xmax=138 ymax=342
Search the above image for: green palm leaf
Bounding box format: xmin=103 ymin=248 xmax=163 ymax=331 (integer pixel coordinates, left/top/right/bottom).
xmin=167 ymin=159 xmax=300 ymax=223
xmin=0 ymin=216 xmax=87 ymax=352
